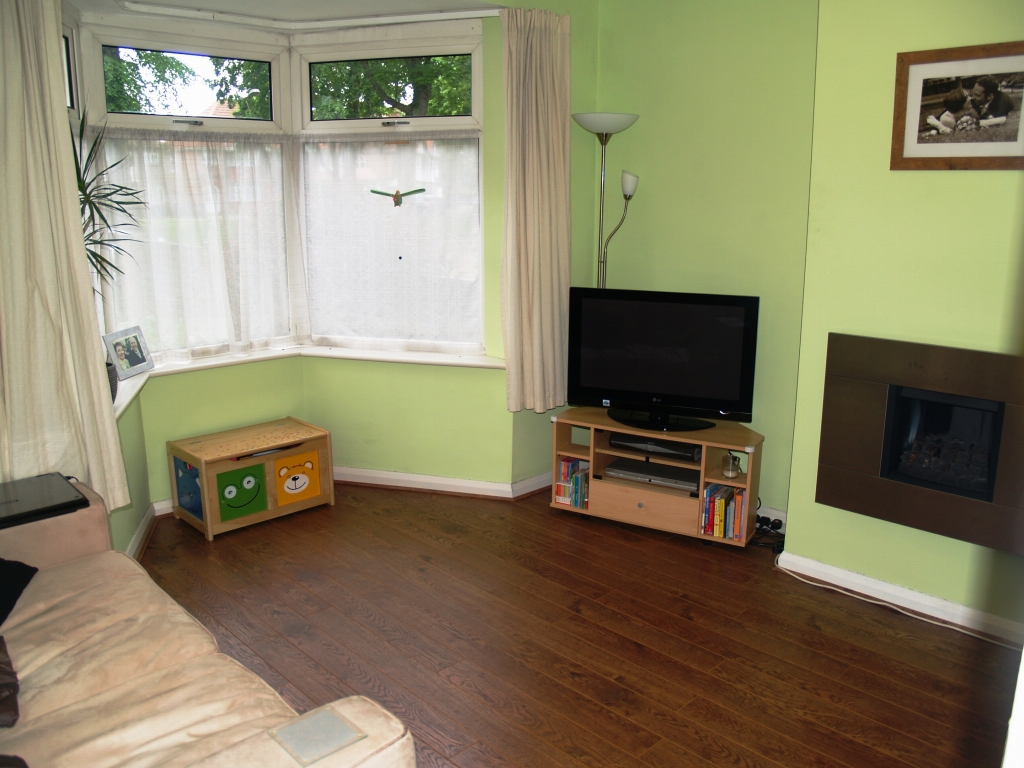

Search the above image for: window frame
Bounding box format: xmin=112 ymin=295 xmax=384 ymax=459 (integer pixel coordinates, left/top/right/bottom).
xmin=297 ymin=42 xmax=482 ymax=134
xmin=76 ymin=19 xmax=483 ymax=137
xmin=71 ymin=16 xmax=486 ymax=360
xmin=78 ymin=24 xmax=290 ymax=134
xmin=62 ymin=24 xmax=79 ymax=113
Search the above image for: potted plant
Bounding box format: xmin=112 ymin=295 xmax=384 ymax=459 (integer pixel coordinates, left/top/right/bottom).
xmin=71 ymin=115 xmax=144 ymax=401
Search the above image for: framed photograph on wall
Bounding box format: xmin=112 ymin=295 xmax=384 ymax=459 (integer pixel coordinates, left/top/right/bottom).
xmin=102 ymin=326 xmax=154 ymax=380
xmin=891 ymin=40 xmax=1024 ymax=170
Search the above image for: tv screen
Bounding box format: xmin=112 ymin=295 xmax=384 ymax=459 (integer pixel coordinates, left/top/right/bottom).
xmin=567 ymin=288 xmax=759 ymax=430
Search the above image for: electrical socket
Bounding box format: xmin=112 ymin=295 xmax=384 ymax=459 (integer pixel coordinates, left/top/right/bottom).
xmin=762 ymin=506 xmax=787 ymax=535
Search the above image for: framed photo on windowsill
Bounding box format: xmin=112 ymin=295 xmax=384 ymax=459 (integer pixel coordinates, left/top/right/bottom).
xmin=891 ymin=40 xmax=1024 ymax=170
xmin=103 ymin=326 xmax=154 ymax=380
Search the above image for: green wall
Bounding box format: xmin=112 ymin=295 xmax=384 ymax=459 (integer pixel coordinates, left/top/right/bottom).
xmin=786 ymin=0 xmax=1024 ymax=619
xmin=140 ymin=359 xmax=304 ymax=502
xmin=109 ymin=395 xmax=150 ymax=551
xmin=303 ymin=358 xmax=513 ymax=482
xmin=594 ymin=0 xmax=819 ymax=511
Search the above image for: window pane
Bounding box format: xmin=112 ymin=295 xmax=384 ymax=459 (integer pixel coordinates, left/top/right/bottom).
xmin=310 ymin=55 xmax=471 ymax=121
xmin=62 ymin=35 xmax=74 ymax=109
xmin=102 ymin=137 xmax=292 ymax=357
xmin=102 ymin=46 xmax=272 ymax=120
xmin=304 ymin=139 xmax=482 ymax=353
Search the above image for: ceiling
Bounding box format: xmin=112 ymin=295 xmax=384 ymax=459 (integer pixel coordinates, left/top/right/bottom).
xmin=69 ymin=0 xmax=504 ymax=25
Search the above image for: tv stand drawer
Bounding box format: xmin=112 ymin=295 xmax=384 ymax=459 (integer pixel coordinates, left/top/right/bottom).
xmin=588 ymin=479 xmax=699 ymax=536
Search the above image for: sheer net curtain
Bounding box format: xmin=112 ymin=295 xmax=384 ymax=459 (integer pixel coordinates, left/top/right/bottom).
xmin=0 ymin=0 xmax=128 ymax=506
xmin=102 ymin=132 xmax=301 ymax=363
xmin=102 ymin=131 xmax=482 ymax=359
xmin=303 ymin=133 xmax=483 ymax=354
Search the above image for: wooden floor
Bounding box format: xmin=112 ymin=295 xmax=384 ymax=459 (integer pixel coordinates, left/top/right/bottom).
xmin=141 ymin=483 xmax=1020 ymax=768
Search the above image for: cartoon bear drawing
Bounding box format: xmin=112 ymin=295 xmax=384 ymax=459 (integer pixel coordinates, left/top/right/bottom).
xmin=279 ymin=461 xmax=314 ymax=495
xmin=274 ymin=450 xmax=321 ymax=503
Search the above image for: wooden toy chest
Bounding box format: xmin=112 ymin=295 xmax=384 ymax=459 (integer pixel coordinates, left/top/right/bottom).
xmin=167 ymin=417 xmax=334 ymax=540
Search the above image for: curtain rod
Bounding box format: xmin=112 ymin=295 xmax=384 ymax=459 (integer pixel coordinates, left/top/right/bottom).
xmin=117 ymin=1 xmax=502 ymax=30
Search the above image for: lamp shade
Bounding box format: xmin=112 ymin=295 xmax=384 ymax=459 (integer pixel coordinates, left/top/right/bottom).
xmin=621 ymin=170 xmax=639 ymax=197
xmin=572 ymin=112 xmax=639 ymax=134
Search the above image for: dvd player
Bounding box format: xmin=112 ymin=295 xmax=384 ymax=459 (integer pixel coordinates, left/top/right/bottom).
xmin=603 ymin=458 xmax=699 ymax=492
xmin=608 ymin=433 xmax=702 ymax=462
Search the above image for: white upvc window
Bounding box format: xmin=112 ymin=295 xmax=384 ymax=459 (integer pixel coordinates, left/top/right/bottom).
xmin=75 ymin=17 xmax=483 ymax=362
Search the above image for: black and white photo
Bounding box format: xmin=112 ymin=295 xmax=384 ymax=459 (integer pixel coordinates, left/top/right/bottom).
xmin=892 ymin=41 xmax=1024 ymax=170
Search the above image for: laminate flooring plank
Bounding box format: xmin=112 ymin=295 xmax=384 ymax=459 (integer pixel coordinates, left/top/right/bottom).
xmin=266 ymin=558 xmax=460 ymax=672
xmin=233 ymin=585 xmax=477 ymax=758
xmin=209 ymin=537 xmax=331 ymax=616
xmin=710 ymin=661 xmax=965 ymax=768
xmin=723 ymin=642 xmax=1007 ymax=762
xmin=440 ymin=659 xmax=653 ymax=768
xmin=357 ymin=504 xmax=607 ymax=617
xmin=388 ymin=495 xmax=749 ymax=617
xmin=145 ymin=557 xmax=277 ymax=646
xmin=835 ymin=663 xmax=1010 ymax=745
xmin=396 ymin=553 xmax=702 ymax=712
xmin=307 ymin=607 xmax=582 ymax=768
xmin=554 ymin=613 xmax=909 ymax=768
xmin=449 ymin=740 xmax=524 ymax=768
xmin=637 ymin=737 xmax=722 ymax=768
xmin=593 ymin=586 xmax=853 ymax=679
xmin=510 ymin=639 xmax=845 ymax=768
xmin=736 ymin=605 xmax=1005 ymax=707
xmin=343 ymin=511 xmax=582 ymax=628
xmin=416 ymin=742 xmax=460 ymax=768
xmin=744 ymin=572 xmax=1020 ymax=685
xmin=378 ymin=498 xmax=743 ymax=617
xmin=249 ymin=634 xmax=357 ymax=705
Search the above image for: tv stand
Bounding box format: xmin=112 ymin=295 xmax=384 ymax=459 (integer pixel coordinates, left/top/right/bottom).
xmin=607 ymin=408 xmax=715 ymax=432
xmin=552 ymin=407 xmax=764 ymax=545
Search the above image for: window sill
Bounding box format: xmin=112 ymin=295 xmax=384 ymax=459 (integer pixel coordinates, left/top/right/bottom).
xmin=113 ymin=345 xmax=505 ymax=420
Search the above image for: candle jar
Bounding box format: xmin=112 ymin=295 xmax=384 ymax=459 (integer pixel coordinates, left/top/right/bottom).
xmin=722 ymin=453 xmax=740 ymax=478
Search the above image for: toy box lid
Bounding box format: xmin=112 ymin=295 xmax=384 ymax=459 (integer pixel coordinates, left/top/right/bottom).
xmin=167 ymin=417 xmax=329 ymax=463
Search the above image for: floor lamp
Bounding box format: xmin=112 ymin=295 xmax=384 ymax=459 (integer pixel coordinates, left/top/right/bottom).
xmin=572 ymin=112 xmax=639 ymax=288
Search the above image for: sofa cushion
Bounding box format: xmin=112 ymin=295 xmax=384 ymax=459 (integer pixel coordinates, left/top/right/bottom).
xmin=0 ymin=559 xmax=36 ymax=626
xmin=0 ymin=653 xmax=295 ymax=768
xmin=192 ymin=696 xmax=415 ymax=768
xmin=0 ymin=551 xmax=218 ymax=721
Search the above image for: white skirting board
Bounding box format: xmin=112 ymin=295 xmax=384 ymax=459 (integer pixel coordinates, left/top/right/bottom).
xmin=125 ymin=499 xmax=174 ymax=560
xmin=778 ymin=551 xmax=1024 ymax=645
xmin=333 ymin=466 xmax=551 ymax=499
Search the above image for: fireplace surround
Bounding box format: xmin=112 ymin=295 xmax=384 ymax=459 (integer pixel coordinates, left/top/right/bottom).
xmin=816 ymin=333 xmax=1024 ymax=555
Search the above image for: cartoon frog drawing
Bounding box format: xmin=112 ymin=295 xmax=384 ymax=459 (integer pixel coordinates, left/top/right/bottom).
xmin=216 ymin=464 xmax=268 ymax=521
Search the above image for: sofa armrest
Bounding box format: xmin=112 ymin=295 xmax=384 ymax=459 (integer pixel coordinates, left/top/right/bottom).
xmin=0 ymin=483 xmax=111 ymax=568
xmin=193 ymin=696 xmax=416 ymax=768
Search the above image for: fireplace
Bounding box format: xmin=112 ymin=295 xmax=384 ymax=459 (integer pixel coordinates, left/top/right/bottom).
xmin=881 ymin=387 xmax=1003 ymax=502
xmin=816 ymin=334 xmax=1024 ymax=555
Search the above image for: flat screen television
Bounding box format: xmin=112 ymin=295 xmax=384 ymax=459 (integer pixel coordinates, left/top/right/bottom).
xmin=567 ymin=288 xmax=759 ymax=431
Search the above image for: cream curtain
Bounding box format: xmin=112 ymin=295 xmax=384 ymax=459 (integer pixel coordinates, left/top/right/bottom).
xmin=0 ymin=0 xmax=129 ymax=507
xmin=500 ymin=8 xmax=571 ymax=413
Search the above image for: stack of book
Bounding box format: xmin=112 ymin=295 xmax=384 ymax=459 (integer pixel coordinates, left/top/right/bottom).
xmin=555 ymin=458 xmax=589 ymax=509
xmin=702 ymin=484 xmax=747 ymax=540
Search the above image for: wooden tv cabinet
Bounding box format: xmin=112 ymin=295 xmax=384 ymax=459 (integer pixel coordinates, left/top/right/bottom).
xmin=551 ymin=407 xmax=764 ymax=546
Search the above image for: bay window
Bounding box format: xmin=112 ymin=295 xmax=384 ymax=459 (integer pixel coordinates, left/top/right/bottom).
xmin=81 ymin=19 xmax=483 ymax=363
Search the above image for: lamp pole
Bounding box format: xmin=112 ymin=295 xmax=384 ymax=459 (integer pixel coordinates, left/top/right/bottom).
xmin=571 ymin=113 xmax=639 ymax=289
xmin=597 ymin=133 xmax=610 ymax=288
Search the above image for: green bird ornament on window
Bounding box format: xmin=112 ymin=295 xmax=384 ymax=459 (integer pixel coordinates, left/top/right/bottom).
xmin=371 ymin=188 xmax=426 ymax=207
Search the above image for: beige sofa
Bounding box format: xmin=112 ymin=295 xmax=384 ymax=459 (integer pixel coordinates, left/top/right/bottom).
xmin=0 ymin=485 xmax=415 ymax=767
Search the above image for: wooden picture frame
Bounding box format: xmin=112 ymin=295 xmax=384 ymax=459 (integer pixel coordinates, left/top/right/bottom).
xmin=891 ymin=40 xmax=1024 ymax=170
xmin=102 ymin=325 xmax=154 ymax=379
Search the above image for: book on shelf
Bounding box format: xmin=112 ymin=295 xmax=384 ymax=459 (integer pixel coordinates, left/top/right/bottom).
xmin=702 ymin=484 xmax=745 ymax=540
xmin=555 ymin=458 xmax=589 ymax=509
